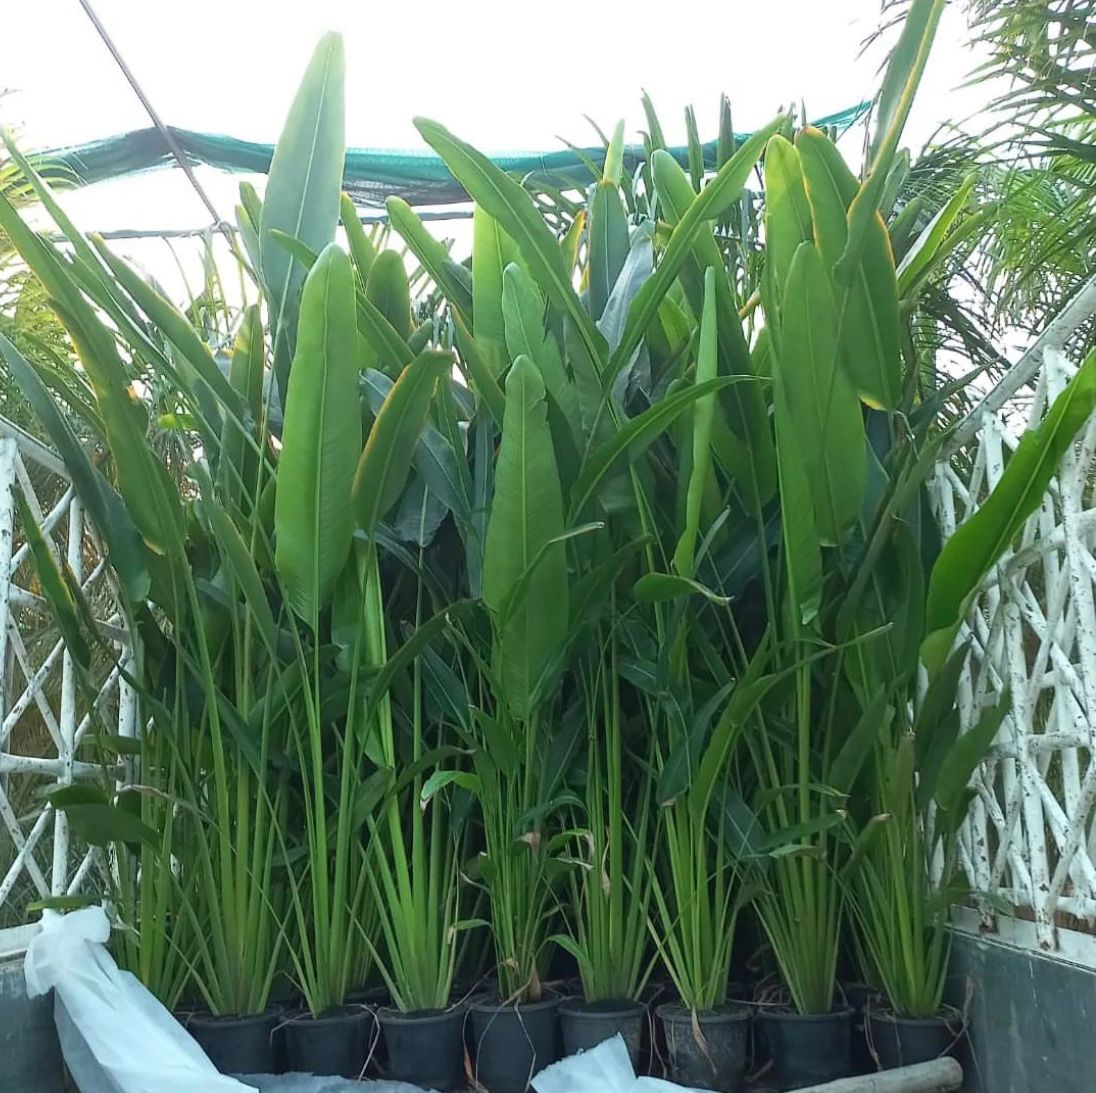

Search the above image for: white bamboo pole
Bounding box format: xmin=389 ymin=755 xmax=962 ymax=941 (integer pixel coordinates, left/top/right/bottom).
xmin=795 ymin=1058 xmax=963 ymax=1093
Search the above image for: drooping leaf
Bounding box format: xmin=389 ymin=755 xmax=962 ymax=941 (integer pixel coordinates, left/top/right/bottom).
xmin=923 ymin=351 xmax=1096 ymax=672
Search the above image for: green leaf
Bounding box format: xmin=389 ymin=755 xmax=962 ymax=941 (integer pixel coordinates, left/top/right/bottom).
xmin=260 ymin=32 xmax=346 ymax=402
xmin=274 ymin=242 xmax=360 ymax=621
xmin=634 ymin=572 xmax=729 ymax=606
xmin=934 ymin=690 xmax=1010 ymax=821
xmin=775 ymin=242 xmax=865 ymax=543
xmin=353 ymin=351 xmax=451 ymax=534
xmin=13 ymin=489 xmax=92 ymax=669
xmin=386 ymin=196 xmax=472 ymax=320
xmin=923 ymin=351 xmax=1096 ymax=672
xmin=420 ymin=769 xmax=481 ymax=807
xmin=340 ymin=193 xmax=377 ymax=286
xmin=48 ymin=784 xmax=160 ymax=849
xmin=415 ymin=117 xmax=607 ymax=372
xmin=0 ymin=334 xmax=149 ymax=602
xmin=502 ymin=262 xmax=582 ymax=445
xmin=796 ymin=126 xmax=901 ymax=410
xmin=472 ymin=207 xmax=517 ymax=378
xmin=896 ymin=173 xmax=977 ymax=296
xmin=828 ymin=690 xmax=892 ymax=796
xmin=763 ymin=135 xmax=813 ymax=333
xmin=365 ymin=250 xmax=412 ymax=346
xmin=588 ymin=178 xmax=629 ymax=321
xmin=483 ymin=355 xmax=568 ymax=719
xmin=673 ymin=265 xmax=719 ymax=578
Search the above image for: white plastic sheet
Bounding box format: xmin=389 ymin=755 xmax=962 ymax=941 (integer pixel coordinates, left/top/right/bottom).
xmin=533 ymin=1035 xmax=705 ymax=1093
xmin=24 ymin=907 xmax=253 ymax=1093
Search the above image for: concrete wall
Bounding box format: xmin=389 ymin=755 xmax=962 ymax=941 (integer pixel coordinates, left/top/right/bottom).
xmin=0 ymin=958 xmax=64 ymax=1092
xmin=949 ymin=929 xmax=1096 ymax=1093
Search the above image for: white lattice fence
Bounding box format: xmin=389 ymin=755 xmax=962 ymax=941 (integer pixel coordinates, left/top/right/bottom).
xmin=933 ymin=274 xmax=1096 ymax=958
xmin=0 ymin=420 xmax=135 ymax=955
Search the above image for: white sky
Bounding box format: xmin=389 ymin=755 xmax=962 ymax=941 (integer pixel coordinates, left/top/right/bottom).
xmin=2 ymin=0 xmax=995 ymax=293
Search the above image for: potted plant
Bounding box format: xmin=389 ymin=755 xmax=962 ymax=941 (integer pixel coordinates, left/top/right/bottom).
xmin=554 ymin=623 xmax=655 ymax=1066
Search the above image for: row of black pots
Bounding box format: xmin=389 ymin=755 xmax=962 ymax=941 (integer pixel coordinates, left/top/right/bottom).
xmin=180 ymin=992 xmax=960 ymax=1092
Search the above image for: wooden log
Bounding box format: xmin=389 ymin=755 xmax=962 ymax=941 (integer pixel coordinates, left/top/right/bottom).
xmin=795 ymin=1058 xmax=963 ymax=1093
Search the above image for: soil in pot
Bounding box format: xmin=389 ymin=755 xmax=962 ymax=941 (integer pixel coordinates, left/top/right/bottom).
xmin=379 ymin=1006 xmax=466 ymax=1091
xmin=184 ymin=1005 xmax=284 ymax=1075
xmin=469 ymin=996 xmax=559 ymax=1093
xmin=656 ymin=1003 xmax=751 ymax=1093
xmin=867 ymin=1007 xmax=960 ymax=1071
xmin=284 ymin=1006 xmax=372 ymax=1078
xmin=559 ymin=998 xmax=646 ymax=1066
xmin=759 ymin=1007 xmax=854 ymax=1090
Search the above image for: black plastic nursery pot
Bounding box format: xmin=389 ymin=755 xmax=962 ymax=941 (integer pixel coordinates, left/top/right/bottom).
xmin=559 ymin=998 xmax=646 ymax=1066
xmin=866 ymin=1008 xmax=959 ymax=1071
xmin=657 ymin=1003 xmax=751 ymax=1093
xmin=184 ymin=1005 xmax=284 ymax=1075
xmin=378 ymin=1006 xmax=466 ymax=1091
xmin=759 ymin=1007 xmax=854 ymax=1090
xmin=841 ymin=982 xmax=876 ymax=1074
xmin=469 ymin=996 xmax=560 ymax=1093
xmin=283 ymin=1006 xmax=372 ymax=1078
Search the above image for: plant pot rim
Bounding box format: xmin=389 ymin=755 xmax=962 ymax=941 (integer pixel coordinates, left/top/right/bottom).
xmin=378 ymin=1003 xmax=467 ymax=1024
xmin=184 ymin=1003 xmax=284 ymax=1026
xmin=558 ymin=997 xmax=646 ymax=1018
xmin=867 ymin=1004 xmax=963 ymax=1027
xmin=757 ymin=1005 xmax=854 ymax=1022
xmin=656 ymin=1001 xmax=751 ymax=1023
xmin=469 ymin=994 xmax=561 ymax=1014
xmin=285 ymin=1005 xmax=370 ymax=1025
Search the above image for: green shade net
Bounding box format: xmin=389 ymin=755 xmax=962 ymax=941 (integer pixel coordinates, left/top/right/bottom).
xmin=36 ymin=103 xmax=869 ymax=207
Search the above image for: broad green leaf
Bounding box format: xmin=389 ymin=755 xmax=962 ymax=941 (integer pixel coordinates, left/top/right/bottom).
xmin=472 ymin=207 xmax=517 ymax=377
xmin=673 ymin=266 xmax=719 ymax=578
xmin=366 ymin=250 xmax=413 ymax=345
xmin=934 ymin=690 xmax=1010 ymax=821
xmin=420 ymin=769 xmax=481 ymax=806
xmin=415 ymin=117 xmax=607 ymax=372
xmin=340 ymin=193 xmax=377 ymax=286
xmin=776 ymin=242 xmax=865 ymax=543
xmin=797 ymin=127 xmax=901 ymax=410
xmin=763 ymin=135 xmax=813 ymax=333
xmin=588 ymin=177 xmax=629 ymax=321
xmin=217 ymin=304 xmax=265 ymax=511
xmin=386 ymin=196 xmax=473 ymax=319
xmin=353 ymin=350 xmax=451 ymax=534
xmin=483 ymin=355 xmax=568 ymax=719
xmin=48 ymin=784 xmax=160 ymax=849
xmin=260 ymin=32 xmax=346 ymax=402
xmin=923 ymin=350 xmax=1096 ymax=672
xmin=502 ymin=262 xmax=582 ymax=445
xmin=773 ymin=364 xmax=823 ymax=627
xmin=274 ymin=243 xmax=360 ymax=621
